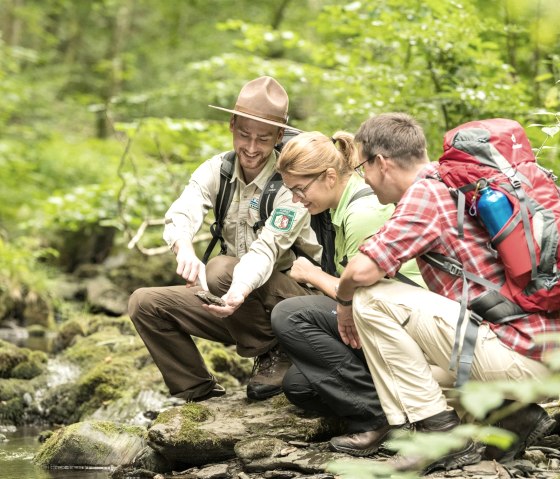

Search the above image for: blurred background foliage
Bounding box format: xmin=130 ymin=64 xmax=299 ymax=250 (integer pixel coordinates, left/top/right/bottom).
xmin=0 ymin=2 xmax=559 ymax=470
xmin=0 ymin=0 xmax=559 ymax=284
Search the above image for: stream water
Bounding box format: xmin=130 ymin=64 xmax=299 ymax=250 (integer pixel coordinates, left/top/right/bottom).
xmin=0 ymin=427 xmax=110 ymax=479
xmin=0 ymin=331 xmax=110 ymax=479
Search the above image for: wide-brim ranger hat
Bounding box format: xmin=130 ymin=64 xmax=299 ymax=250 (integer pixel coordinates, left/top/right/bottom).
xmin=209 ymin=76 xmax=297 ymax=130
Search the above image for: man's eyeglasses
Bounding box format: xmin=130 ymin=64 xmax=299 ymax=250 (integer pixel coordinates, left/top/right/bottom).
xmin=284 ymin=169 xmax=327 ymax=199
xmin=354 ymin=154 xmax=379 ymax=178
xmin=354 ymin=158 xmax=370 ymax=178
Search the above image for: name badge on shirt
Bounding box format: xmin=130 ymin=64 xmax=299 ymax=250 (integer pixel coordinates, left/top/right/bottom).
xmin=249 ymin=197 xmax=259 ymax=210
xmin=270 ymin=208 xmax=296 ymax=232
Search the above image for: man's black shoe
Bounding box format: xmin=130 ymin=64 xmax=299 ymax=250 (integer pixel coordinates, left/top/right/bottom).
xmin=392 ymin=410 xmax=483 ymax=473
xmin=246 ymin=345 xmax=291 ymax=400
xmin=329 ymin=424 xmax=395 ymax=457
xmin=484 ymin=403 xmax=556 ymax=462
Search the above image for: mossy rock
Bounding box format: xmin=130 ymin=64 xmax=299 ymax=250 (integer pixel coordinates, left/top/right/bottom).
xmin=34 ymin=420 xmax=147 ymax=467
xmin=23 ymin=290 xmax=54 ymax=329
xmin=148 ymin=403 xmax=237 ymax=468
xmin=0 ymin=377 xmax=35 ymax=401
xmin=196 ymin=339 xmax=253 ymax=386
xmin=53 ymin=318 xmax=86 ymax=352
xmin=0 ymin=340 xmax=40 ymax=378
xmin=11 ymin=358 xmax=44 ymax=379
xmin=40 ymin=383 xmax=82 ymax=425
xmin=107 ymin=249 xmax=181 ymax=294
xmin=0 ymin=396 xmax=25 ymax=424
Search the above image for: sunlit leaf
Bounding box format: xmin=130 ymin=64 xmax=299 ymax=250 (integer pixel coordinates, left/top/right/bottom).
xmin=476 ymin=425 xmax=516 ymax=449
xmin=460 ymin=382 xmax=505 ymax=419
xmin=542 ymin=126 xmax=560 ymax=137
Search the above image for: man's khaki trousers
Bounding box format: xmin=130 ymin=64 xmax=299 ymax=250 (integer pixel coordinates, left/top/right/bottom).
xmin=353 ymin=279 xmax=550 ymax=426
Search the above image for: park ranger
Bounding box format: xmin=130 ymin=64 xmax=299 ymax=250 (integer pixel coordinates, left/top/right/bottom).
xmin=129 ymin=76 xmax=321 ymax=402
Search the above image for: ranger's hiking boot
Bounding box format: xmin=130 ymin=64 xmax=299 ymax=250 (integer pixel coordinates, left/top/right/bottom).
xmin=329 ymin=424 xmax=407 ymax=457
xmin=484 ymin=403 xmax=557 ymax=463
xmin=246 ymin=345 xmax=291 ymax=400
xmin=392 ymin=410 xmax=483 ymax=474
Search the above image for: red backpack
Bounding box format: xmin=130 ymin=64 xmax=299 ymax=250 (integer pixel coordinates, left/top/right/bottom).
xmin=435 ymin=118 xmax=560 ymax=314
xmin=425 ymin=118 xmax=560 ymax=386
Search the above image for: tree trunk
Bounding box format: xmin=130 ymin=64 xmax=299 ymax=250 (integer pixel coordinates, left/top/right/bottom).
xmin=2 ymin=0 xmax=24 ymax=47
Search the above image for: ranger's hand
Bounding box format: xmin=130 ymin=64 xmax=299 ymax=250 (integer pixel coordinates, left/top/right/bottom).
xmin=289 ymin=256 xmax=319 ymax=284
xmin=203 ymin=285 xmax=248 ymax=318
xmin=174 ymin=240 xmax=208 ymax=290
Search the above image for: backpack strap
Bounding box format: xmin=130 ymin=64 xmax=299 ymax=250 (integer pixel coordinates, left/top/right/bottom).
xmin=422 ymin=252 xmax=527 ymax=387
xmin=202 ymin=151 xmax=236 ymax=264
xmin=253 ymin=171 xmax=283 ymax=232
xmin=394 ymin=271 xmax=423 ymax=288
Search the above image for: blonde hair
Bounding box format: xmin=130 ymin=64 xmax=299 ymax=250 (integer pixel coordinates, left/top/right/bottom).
xmin=276 ymin=131 xmax=358 ymax=177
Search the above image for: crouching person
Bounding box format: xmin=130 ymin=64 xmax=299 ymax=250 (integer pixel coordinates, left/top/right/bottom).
xmin=335 ymin=113 xmax=558 ymax=472
xmin=129 ymin=76 xmax=322 ymax=403
xmin=271 ymin=130 xmax=426 ymax=456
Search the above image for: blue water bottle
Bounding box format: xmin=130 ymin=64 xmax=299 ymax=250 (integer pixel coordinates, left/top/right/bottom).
xmin=477 ymin=186 xmax=513 ymax=237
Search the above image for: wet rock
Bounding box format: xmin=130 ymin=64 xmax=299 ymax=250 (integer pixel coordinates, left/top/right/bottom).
xmin=23 ymin=291 xmax=53 ymax=328
xmin=38 ymin=430 xmax=54 ymax=443
xmin=0 ymin=338 xmax=28 ymax=376
xmin=234 ymin=437 xmax=362 ymax=474
xmin=262 ymin=470 xmax=298 ymax=478
xmin=463 ymin=460 xmax=510 ymax=475
xmin=146 ymin=389 xmax=342 ymax=471
xmin=34 ymin=420 xmax=147 ymax=467
xmin=523 ymin=448 xmax=548 ymax=466
xmin=147 ymin=402 xmax=237 ymax=468
xmin=195 ymin=463 xmax=230 ymax=478
xmin=133 ymin=446 xmax=171 ymax=473
xmin=85 ymin=276 xmax=129 ymax=316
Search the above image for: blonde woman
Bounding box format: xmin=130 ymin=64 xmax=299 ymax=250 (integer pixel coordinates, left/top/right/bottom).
xmin=271 ymin=131 xmax=425 ymax=456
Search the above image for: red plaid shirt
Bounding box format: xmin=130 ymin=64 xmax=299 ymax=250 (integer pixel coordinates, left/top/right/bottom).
xmin=359 ymin=163 xmax=559 ymax=361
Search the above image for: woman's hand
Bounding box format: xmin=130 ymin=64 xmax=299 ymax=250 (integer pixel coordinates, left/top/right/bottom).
xmin=289 ymin=256 xmax=320 ymax=284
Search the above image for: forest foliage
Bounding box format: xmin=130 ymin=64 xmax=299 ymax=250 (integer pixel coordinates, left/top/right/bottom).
xmin=1 ymin=2 xmax=559 ymax=473
xmin=1 ymin=0 xmax=559 ymax=249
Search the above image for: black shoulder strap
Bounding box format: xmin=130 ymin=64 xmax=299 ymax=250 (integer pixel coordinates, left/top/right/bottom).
xmin=253 ymin=171 xmax=283 ymax=232
xmin=349 ymin=187 xmax=374 ymax=204
xmin=202 ymin=151 xmax=236 ymax=264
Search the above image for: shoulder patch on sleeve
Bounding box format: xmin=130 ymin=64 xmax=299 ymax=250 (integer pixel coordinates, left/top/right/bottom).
xmin=270 ymin=207 xmax=296 ymax=232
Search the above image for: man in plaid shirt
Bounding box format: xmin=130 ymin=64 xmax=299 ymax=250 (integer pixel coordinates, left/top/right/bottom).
xmin=335 ymin=113 xmax=558 ymax=473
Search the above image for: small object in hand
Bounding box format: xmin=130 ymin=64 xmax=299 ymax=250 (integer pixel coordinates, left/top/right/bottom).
xmin=195 ymin=290 xmax=226 ymax=307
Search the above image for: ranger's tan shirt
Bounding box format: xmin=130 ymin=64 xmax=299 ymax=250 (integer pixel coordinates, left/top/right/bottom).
xmin=163 ymin=151 xmax=322 ymax=292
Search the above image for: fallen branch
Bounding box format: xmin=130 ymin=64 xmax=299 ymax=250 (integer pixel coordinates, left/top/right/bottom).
xmin=127 ymin=218 xmax=213 ymax=256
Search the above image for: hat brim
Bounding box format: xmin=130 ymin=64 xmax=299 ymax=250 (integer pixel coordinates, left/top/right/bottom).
xmin=208 ymin=105 xmax=301 ymax=132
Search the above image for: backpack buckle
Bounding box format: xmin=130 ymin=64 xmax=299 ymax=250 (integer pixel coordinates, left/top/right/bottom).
xmin=446 ymin=263 xmax=463 ymax=276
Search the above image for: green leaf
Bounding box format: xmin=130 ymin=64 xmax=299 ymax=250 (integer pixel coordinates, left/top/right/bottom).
xmin=460 ymin=382 xmax=506 ymax=419
xmin=542 ymin=126 xmax=560 ymax=137
xmin=477 ymin=425 xmax=516 ymax=449
xmin=535 ymin=73 xmax=554 ymax=82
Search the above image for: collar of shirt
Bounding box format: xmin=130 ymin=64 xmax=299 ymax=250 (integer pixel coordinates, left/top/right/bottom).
xmin=330 ymin=173 xmax=370 ymax=227
xmin=230 ymin=150 xmax=278 ymax=190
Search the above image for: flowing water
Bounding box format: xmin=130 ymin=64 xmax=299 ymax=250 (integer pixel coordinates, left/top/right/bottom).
xmin=0 ymin=427 xmax=110 ymax=479
xmin=0 ymin=331 xmax=110 ymax=479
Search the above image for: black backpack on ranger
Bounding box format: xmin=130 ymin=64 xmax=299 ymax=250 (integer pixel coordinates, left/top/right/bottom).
xmin=201 ymin=148 xmax=341 ymax=276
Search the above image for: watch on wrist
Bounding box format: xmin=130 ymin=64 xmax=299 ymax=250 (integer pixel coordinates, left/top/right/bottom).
xmin=335 ymin=295 xmax=353 ymax=306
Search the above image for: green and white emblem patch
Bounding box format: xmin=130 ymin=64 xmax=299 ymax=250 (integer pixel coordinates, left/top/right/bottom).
xmin=270 ymin=208 xmax=296 ymax=231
